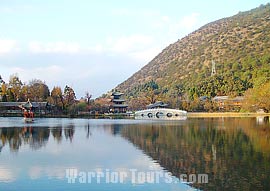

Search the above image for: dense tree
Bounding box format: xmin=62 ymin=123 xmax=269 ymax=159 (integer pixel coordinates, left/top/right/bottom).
xmin=50 ymin=86 xmax=64 ymax=110
xmin=8 ymin=74 xmax=23 ymax=101
xmin=128 ymin=97 xmax=148 ymax=110
xmin=242 ymin=81 xmax=270 ymax=112
xmin=0 ymin=83 xmax=7 ymax=102
xmin=91 ymin=98 xmax=111 ymax=113
xmin=64 ymin=85 xmax=76 ymax=108
xmin=6 ymin=88 xmax=15 ymax=102
xmin=143 ymin=80 xmax=162 ymax=104
xmin=27 ymin=79 xmax=50 ymax=101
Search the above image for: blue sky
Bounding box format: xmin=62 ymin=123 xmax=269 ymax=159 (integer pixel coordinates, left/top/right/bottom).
xmin=0 ymin=0 xmax=269 ymax=98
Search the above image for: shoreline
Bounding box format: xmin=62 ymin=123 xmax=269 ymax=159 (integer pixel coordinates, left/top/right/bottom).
xmin=187 ymin=112 xmax=270 ymax=118
xmin=0 ymin=112 xmax=269 ymax=119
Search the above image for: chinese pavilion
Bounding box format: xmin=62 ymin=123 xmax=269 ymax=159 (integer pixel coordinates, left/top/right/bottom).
xmin=110 ymin=92 xmax=128 ymax=113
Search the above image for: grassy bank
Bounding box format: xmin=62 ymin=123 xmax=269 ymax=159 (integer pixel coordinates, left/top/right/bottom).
xmin=187 ymin=112 xmax=270 ymax=118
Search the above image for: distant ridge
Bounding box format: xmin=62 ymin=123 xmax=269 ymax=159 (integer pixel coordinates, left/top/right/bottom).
xmin=115 ymin=4 xmax=270 ymax=101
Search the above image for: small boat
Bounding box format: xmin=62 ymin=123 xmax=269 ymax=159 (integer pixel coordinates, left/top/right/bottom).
xmin=135 ymin=101 xmax=187 ymax=120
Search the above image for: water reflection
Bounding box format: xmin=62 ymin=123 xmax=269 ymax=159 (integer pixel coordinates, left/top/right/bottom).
xmin=256 ymin=116 xmax=269 ymax=125
xmin=0 ymin=117 xmax=269 ymax=191
xmin=0 ymin=118 xmax=193 ymax=191
xmin=121 ymin=117 xmax=270 ymax=190
xmin=0 ymin=125 xmax=75 ymax=152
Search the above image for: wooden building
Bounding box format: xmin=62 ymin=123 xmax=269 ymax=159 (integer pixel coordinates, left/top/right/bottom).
xmin=146 ymin=101 xmax=169 ymax=109
xmin=0 ymin=101 xmax=53 ymax=115
xmin=213 ymin=96 xmax=244 ymax=111
xmin=110 ymin=92 xmax=128 ymax=113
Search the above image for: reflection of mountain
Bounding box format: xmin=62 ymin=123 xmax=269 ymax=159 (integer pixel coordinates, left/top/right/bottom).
xmin=121 ymin=118 xmax=270 ymax=190
xmin=0 ymin=125 xmax=75 ymax=151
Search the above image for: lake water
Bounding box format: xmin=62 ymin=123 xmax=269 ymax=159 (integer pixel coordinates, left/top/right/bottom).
xmin=0 ymin=117 xmax=269 ymax=191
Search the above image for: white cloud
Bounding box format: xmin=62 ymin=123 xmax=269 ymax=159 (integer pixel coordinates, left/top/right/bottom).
xmin=0 ymin=5 xmax=36 ymax=14
xmin=9 ymin=65 xmax=64 ymax=84
xmin=161 ymin=16 xmax=170 ymax=22
xmin=0 ymin=7 xmax=13 ymax=13
xmin=28 ymin=41 xmax=80 ymax=54
xmin=23 ymin=36 xmax=158 ymax=63
xmin=28 ymin=165 xmax=65 ymax=180
xmin=152 ymin=15 xmax=171 ymax=28
xmin=111 ymin=8 xmax=159 ymax=17
xmin=111 ymin=8 xmax=131 ymax=16
xmin=179 ymin=13 xmax=200 ymax=30
xmin=87 ymin=44 xmax=104 ymax=53
xmin=29 ymin=166 xmax=42 ymax=180
xmin=130 ymin=47 xmax=161 ymax=62
xmin=108 ymin=34 xmax=154 ymax=53
xmin=0 ymin=167 xmax=15 ymax=183
xmin=164 ymin=12 xmax=201 ymax=40
xmin=103 ymin=34 xmax=161 ymax=62
xmin=0 ymin=39 xmax=17 ymax=55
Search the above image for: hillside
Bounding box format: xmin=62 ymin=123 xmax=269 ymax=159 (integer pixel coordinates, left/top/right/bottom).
xmin=116 ymin=4 xmax=270 ymax=104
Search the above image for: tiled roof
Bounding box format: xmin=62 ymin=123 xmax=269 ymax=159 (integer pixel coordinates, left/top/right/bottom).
xmin=0 ymin=102 xmax=48 ymax=108
xmin=147 ymin=101 xmax=168 ymax=109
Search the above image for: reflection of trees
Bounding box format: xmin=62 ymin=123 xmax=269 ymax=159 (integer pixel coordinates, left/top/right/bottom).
xmin=51 ymin=127 xmax=63 ymax=143
xmin=0 ymin=124 xmax=75 ymax=151
xmin=0 ymin=127 xmax=50 ymax=151
xmin=121 ymin=118 xmax=270 ymax=190
xmin=85 ymin=123 xmax=92 ymax=139
xmin=51 ymin=124 xmax=75 ymax=143
xmin=0 ymin=129 xmax=2 ymax=152
xmin=1 ymin=127 xmax=22 ymax=151
xmin=64 ymin=125 xmax=75 ymax=142
xmin=29 ymin=127 xmax=50 ymax=150
xmin=110 ymin=124 xmax=121 ymax=135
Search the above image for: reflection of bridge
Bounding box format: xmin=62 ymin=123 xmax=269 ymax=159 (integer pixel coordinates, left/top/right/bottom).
xmin=256 ymin=116 xmax=269 ymax=125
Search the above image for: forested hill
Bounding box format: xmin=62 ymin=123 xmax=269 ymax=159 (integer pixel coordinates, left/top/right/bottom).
xmin=115 ymin=4 xmax=270 ymax=101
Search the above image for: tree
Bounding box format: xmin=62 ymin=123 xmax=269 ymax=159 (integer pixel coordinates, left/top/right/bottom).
xmin=51 ymin=86 xmax=64 ymax=110
xmin=128 ymin=97 xmax=148 ymax=111
xmin=64 ymin=85 xmax=76 ymax=108
xmin=85 ymin=91 xmax=92 ymax=105
xmin=0 ymin=82 xmax=7 ymax=102
xmin=8 ymin=74 xmax=22 ymax=101
xmin=243 ymin=81 xmax=270 ymax=112
xmin=27 ymin=79 xmax=50 ymax=101
xmin=92 ymin=97 xmax=111 ymax=113
xmin=174 ymin=84 xmax=184 ymax=108
xmin=144 ymin=80 xmax=162 ymax=104
xmin=6 ymin=88 xmax=15 ymax=102
xmin=189 ymin=94 xmax=201 ymax=111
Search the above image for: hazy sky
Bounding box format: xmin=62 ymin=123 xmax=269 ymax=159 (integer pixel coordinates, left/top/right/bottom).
xmin=0 ymin=0 xmax=269 ymax=98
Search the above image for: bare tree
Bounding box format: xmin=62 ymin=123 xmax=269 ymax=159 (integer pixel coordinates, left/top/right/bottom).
xmin=85 ymin=91 xmax=92 ymax=105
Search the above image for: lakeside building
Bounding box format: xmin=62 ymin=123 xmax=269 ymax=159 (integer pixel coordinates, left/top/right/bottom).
xmin=110 ymin=92 xmax=128 ymax=113
xmin=0 ymin=102 xmax=53 ymax=115
xmin=212 ymin=96 xmax=244 ymax=111
xmin=146 ymin=101 xmax=169 ymax=109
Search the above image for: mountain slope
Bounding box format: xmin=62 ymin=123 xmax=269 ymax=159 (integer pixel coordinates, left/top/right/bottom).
xmin=116 ymin=4 xmax=270 ymax=100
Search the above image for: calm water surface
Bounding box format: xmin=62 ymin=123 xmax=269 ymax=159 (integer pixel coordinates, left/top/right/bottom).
xmin=0 ymin=117 xmax=269 ymax=191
